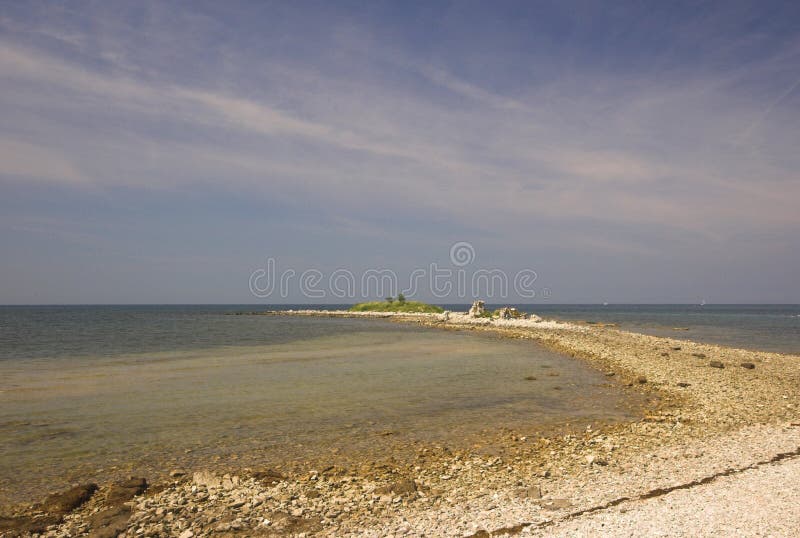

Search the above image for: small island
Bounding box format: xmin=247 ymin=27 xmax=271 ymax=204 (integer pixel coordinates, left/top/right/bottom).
xmin=349 ymin=294 xmax=444 ymax=314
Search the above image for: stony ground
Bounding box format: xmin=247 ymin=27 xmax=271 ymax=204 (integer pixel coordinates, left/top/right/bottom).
xmin=2 ymin=311 xmax=799 ymax=537
xmin=525 ymin=453 xmax=800 ymax=537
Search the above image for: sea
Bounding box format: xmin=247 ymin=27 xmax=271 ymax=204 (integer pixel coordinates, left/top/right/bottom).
xmin=0 ymin=303 xmax=796 ymax=505
xmin=495 ymin=303 xmax=800 ymax=354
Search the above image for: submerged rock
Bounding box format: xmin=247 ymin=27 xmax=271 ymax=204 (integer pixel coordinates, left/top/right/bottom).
xmin=0 ymin=483 xmax=98 ymax=535
xmin=42 ymin=483 xmax=98 ymax=515
xmin=0 ymin=514 xmax=62 ymax=535
xmin=105 ymin=477 xmax=147 ymax=506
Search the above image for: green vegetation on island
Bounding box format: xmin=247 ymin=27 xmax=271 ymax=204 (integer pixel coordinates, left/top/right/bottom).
xmin=350 ymin=294 xmax=444 ymax=314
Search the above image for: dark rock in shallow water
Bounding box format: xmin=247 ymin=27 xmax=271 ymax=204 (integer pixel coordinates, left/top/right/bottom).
xmin=692 ymin=353 xmax=707 ymax=359
xmin=709 ymin=361 xmax=725 ymax=369
xmin=677 ymin=382 xmax=691 ymax=388
xmin=42 ymin=483 xmax=98 ymax=514
xmin=671 ymin=346 xmax=682 ymax=351
xmin=105 ymin=477 xmax=147 ymax=506
xmin=120 ymin=476 xmax=147 ymax=489
xmin=0 ymin=483 xmax=97 ymax=536
xmin=524 ymin=375 xmax=537 ymax=381
xmin=636 ymin=376 xmax=648 ymax=384
xmin=740 ymin=362 xmax=756 ymax=369
xmin=0 ymin=514 xmax=62 ymax=536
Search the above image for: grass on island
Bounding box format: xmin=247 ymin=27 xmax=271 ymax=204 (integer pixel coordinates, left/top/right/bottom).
xmin=350 ymin=295 xmax=444 ymax=314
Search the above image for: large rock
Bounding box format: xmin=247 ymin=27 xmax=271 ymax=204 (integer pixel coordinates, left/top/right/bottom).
xmin=468 ymin=300 xmax=486 ymax=318
xmin=501 ymin=307 xmax=529 ymax=319
xmin=193 ymin=470 xmax=222 ymax=489
xmin=497 ymin=307 xmax=514 ymax=319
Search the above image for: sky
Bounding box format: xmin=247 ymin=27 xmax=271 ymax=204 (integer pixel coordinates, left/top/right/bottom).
xmin=1 ymin=0 xmax=799 ymax=304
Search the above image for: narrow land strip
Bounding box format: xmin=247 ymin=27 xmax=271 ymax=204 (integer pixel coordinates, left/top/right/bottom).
xmin=3 ymin=309 xmax=798 ymax=537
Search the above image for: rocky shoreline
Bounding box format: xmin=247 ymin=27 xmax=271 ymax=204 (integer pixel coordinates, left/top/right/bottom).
xmin=3 ymin=309 xmax=799 ymax=537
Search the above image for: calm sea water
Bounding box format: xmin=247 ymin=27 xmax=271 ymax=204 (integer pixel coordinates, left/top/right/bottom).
xmin=0 ymin=306 xmax=642 ymax=505
xmin=2 ymin=304 xmax=796 ymax=360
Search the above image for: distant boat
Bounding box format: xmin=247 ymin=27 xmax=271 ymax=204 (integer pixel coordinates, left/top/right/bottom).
xmin=700 ymin=299 xmax=706 ymax=306
xmin=602 ymin=302 xmax=609 ymax=306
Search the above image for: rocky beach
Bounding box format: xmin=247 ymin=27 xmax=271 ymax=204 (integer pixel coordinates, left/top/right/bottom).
xmin=2 ymin=308 xmax=799 ymax=537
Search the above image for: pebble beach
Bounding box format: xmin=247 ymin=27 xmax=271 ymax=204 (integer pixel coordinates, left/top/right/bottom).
xmin=2 ymin=309 xmax=799 ymax=537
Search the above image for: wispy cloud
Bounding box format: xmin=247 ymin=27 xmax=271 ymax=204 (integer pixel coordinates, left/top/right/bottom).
xmin=0 ymin=138 xmax=89 ymax=184
xmin=415 ymin=64 xmax=532 ymax=112
xmin=0 ymin=2 xmax=798 ymax=302
xmin=3 ymin=35 xmax=798 ymax=236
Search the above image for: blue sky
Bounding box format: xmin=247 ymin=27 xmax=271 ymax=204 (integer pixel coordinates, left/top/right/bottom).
xmin=1 ymin=1 xmax=799 ymax=303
